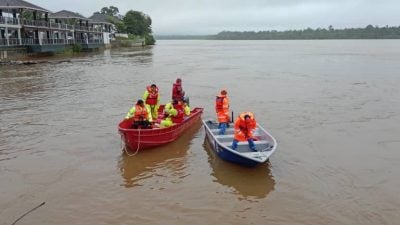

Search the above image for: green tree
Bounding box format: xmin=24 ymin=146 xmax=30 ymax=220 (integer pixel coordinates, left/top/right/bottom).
xmin=100 ymin=6 xmax=119 ymax=16
xmin=123 ymin=10 xmax=152 ymax=36
xmin=106 ymin=16 xmax=126 ymax=33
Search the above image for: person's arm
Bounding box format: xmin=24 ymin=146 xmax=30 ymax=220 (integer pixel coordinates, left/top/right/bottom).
xmin=164 ymin=103 xmax=171 ymax=114
xmin=125 ymin=106 xmax=136 ymax=119
xmin=184 ymin=105 xmax=191 ymax=116
xmin=170 ymin=108 xmax=177 ymax=117
xmin=224 ymin=97 xmax=230 ymax=110
xmin=143 ymin=90 xmax=149 ymax=102
xmin=145 ymin=110 xmax=152 ymax=122
xmin=234 ymin=119 xmax=240 ymax=130
xmin=250 ymin=120 xmax=257 ymax=130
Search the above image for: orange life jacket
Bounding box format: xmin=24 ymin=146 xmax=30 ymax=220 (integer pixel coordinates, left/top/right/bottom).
xmin=233 ymin=112 xmax=256 ymax=141
xmin=215 ymin=96 xmax=225 ymax=110
xmin=145 ymin=86 xmax=159 ymax=105
xmin=133 ymin=104 xmax=148 ymax=122
xmin=215 ymin=94 xmax=229 ymax=113
xmin=217 ymin=111 xmax=230 ymax=123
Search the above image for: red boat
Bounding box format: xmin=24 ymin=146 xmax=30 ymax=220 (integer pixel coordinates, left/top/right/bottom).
xmin=118 ymin=105 xmax=203 ymax=151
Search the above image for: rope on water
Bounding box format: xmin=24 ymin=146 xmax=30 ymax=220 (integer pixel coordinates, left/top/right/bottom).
xmin=11 ymin=202 xmax=45 ymax=225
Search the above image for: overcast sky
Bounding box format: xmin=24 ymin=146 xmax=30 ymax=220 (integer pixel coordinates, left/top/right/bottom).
xmin=29 ymin=0 xmax=399 ymax=35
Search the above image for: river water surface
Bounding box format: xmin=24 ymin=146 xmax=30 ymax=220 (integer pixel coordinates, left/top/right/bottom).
xmin=1 ymin=40 xmax=400 ymax=225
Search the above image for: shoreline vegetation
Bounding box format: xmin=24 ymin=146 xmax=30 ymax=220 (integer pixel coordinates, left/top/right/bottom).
xmin=155 ymin=25 xmax=400 ymax=40
xmin=95 ymin=6 xmax=155 ymax=45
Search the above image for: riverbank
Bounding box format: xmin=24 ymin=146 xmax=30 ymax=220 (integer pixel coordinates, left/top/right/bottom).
xmin=0 ymin=40 xmax=149 ymax=64
xmin=0 ymin=59 xmax=72 ymax=65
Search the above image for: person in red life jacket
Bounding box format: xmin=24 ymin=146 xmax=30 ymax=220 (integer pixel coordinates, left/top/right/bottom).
xmin=171 ymin=99 xmax=185 ymax=123
xmin=215 ymin=89 xmax=230 ymax=134
xmin=172 ymin=78 xmax=185 ymax=102
xmin=231 ymin=112 xmax=257 ymax=151
xmin=143 ymin=84 xmax=160 ymax=121
xmin=125 ymin=99 xmax=152 ymax=129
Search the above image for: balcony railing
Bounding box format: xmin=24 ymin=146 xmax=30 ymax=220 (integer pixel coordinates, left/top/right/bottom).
xmin=0 ymin=38 xmax=104 ymax=46
xmin=1 ymin=16 xmax=110 ymax=32
xmin=0 ymin=16 xmax=20 ymax=25
xmin=75 ymin=39 xmax=103 ymax=44
xmin=21 ymin=38 xmax=39 ymax=45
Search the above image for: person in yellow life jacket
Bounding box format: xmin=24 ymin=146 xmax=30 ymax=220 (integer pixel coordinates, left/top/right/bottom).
xmin=231 ymin=112 xmax=257 ymax=151
xmin=183 ymin=99 xmax=191 ymax=117
xmin=125 ymin=99 xmax=152 ymax=129
xmin=143 ymin=84 xmax=160 ymax=121
xmin=215 ymin=89 xmax=230 ymax=134
xmin=160 ymin=100 xmax=177 ymax=128
xmin=160 ymin=99 xmax=188 ymax=127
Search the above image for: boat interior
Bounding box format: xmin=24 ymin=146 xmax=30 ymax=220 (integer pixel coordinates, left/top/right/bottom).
xmin=204 ymin=120 xmax=273 ymax=153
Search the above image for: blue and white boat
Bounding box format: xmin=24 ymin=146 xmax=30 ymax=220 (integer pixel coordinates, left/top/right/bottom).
xmin=202 ymin=120 xmax=277 ymax=167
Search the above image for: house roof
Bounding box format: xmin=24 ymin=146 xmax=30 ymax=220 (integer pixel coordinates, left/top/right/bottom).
xmin=49 ymin=10 xmax=87 ymax=20
xmin=88 ymin=13 xmax=113 ymax=25
xmin=0 ymin=0 xmax=50 ymax=13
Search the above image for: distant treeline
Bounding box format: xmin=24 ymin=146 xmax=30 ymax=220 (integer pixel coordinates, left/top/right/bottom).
xmin=156 ymin=25 xmax=400 ymax=40
xmin=155 ymin=35 xmax=210 ymax=40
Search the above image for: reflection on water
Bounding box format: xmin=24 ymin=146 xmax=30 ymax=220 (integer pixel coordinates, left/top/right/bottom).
xmin=118 ymin=121 xmax=202 ymax=187
xmin=203 ymin=138 xmax=275 ymax=199
xmin=111 ymin=47 xmax=153 ymax=65
xmin=0 ymin=65 xmax=50 ymax=99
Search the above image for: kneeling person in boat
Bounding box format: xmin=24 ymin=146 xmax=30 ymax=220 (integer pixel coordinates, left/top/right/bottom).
xmin=125 ymin=99 xmax=152 ymax=129
xmin=232 ymin=112 xmax=257 ymax=151
xmin=160 ymin=100 xmax=186 ymax=128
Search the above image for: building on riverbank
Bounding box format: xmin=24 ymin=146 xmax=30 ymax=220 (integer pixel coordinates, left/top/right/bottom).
xmin=0 ymin=0 xmax=115 ymax=60
xmin=88 ymin=13 xmax=116 ymax=48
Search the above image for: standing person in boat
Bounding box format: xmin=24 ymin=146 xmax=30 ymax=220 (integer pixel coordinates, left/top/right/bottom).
xmin=231 ymin=112 xmax=257 ymax=151
xmin=172 ymin=78 xmax=185 ymax=102
xmin=143 ymin=84 xmax=160 ymax=121
xmin=215 ymin=89 xmax=230 ymax=135
xmin=125 ymin=99 xmax=152 ymax=129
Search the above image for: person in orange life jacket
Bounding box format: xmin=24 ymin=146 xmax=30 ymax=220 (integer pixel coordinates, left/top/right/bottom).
xmin=231 ymin=112 xmax=257 ymax=151
xmin=172 ymin=78 xmax=185 ymax=102
xmin=215 ymin=89 xmax=230 ymax=135
xmin=125 ymin=99 xmax=152 ymax=129
xmin=143 ymin=84 xmax=160 ymax=121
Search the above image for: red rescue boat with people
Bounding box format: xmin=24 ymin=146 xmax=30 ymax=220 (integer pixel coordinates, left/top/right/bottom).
xmin=118 ymin=104 xmax=203 ymax=152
